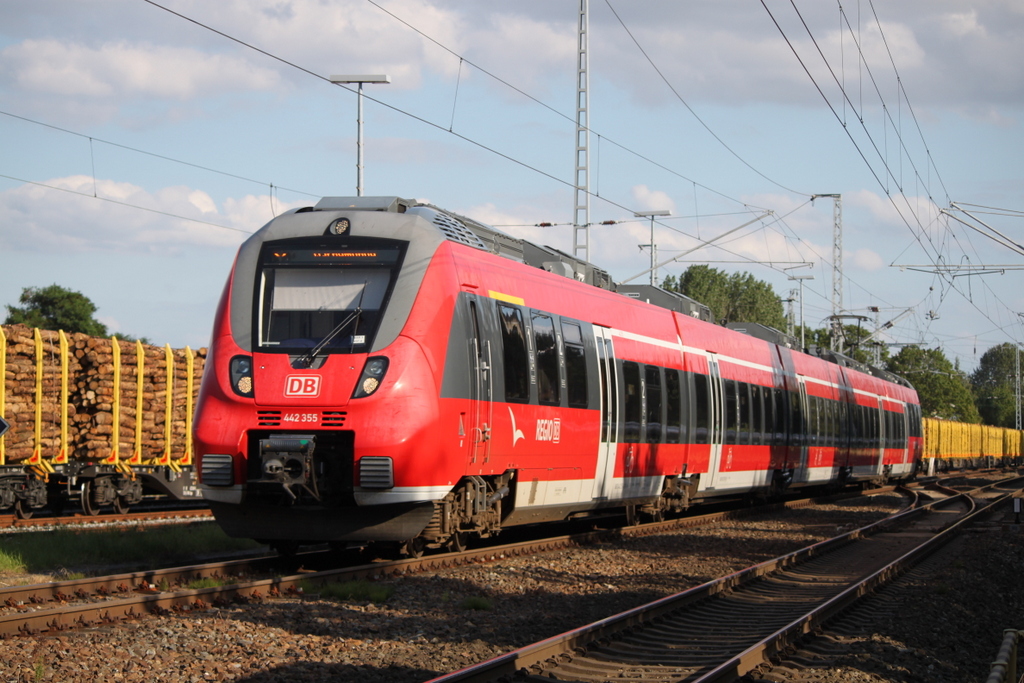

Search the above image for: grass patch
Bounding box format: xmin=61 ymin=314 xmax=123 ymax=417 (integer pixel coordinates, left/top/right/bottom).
xmin=300 ymin=579 xmax=393 ymax=603
xmin=0 ymin=522 xmax=261 ymax=576
xmin=460 ymin=596 xmax=493 ymax=611
xmin=184 ymin=576 xmax=235 ymax=590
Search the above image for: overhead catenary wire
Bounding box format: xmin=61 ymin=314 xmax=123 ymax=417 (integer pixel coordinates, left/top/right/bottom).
xmin=5 ymin=1 xmax=999 ymax=363
xmin=758 ymin=0 xmax=1021 ymax=363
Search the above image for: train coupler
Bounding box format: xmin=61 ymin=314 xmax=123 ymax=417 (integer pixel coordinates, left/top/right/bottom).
xmin=258 ymin=435 xmax=318 ymax=502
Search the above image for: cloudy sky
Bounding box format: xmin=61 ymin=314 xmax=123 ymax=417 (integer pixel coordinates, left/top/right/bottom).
xmin=1 ymin=0 xmax=1022 ymax=372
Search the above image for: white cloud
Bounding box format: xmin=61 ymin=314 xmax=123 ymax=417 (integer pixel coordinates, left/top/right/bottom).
xmin=3 ymin=39 xmax=281 ymax=99
xmin=630 ymin=185 xmax=676 ymax=214
xmin=0 ymin=176 xmax=302 ymax=253
xmin=850 ymin=248 xmax=885 ymax=271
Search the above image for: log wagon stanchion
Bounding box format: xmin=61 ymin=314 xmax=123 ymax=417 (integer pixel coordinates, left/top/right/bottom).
xmin=0 ymin=324 xmax=205 ymax=518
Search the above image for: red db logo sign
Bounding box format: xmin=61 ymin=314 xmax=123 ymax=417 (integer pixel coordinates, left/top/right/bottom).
xmin=285 ymin=375 xmax=321 ymax=397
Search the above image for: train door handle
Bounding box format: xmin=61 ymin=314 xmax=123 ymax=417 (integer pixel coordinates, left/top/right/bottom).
xmin=473 ymin=425 xmax=491 ymax=443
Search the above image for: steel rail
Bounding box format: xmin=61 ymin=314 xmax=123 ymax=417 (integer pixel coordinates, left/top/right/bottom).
xmin=0 ymin=506 xmax=212 ymax=531
xmin=0 ymin=486 xmax=910 ymax=639
xmin=426 ymin=478 xmax=1018 ymax=683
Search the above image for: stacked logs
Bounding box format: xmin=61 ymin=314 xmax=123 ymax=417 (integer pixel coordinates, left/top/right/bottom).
xmin=1 ymin=324 xmax=206 ymax=465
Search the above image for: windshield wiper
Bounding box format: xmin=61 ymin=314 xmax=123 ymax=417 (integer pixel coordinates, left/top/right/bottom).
xmin=298 ymin=307 xmax=361 ymax=369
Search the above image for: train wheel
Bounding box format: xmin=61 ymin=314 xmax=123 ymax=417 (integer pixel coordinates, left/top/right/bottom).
xmin=113 ymin=496 xmax=130 ymax=515
xmin=404 ymin=537 xmax=426 ymax=558
xmin=13 ymin=499 xmax=33 ymax=520
xmin=80 ymin=481 xmax=100 ymax=516
xmin=447 ymin=532 xmax=469 ymax=554
xmin=624 ymin=505 xmax=638 ymax=526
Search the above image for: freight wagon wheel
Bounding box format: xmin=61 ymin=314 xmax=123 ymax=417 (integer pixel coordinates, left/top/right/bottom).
xmin=13 ymin=499 xmax=33 ymax=520
xmin=80 ymin=480 xmax=101 ymax=516
xmin=113 ymin=496 xmax=130 ymax=515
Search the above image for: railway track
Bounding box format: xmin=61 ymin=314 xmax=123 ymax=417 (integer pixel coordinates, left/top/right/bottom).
xmin=426 ymin=476 xmax=1021 ymax=683
xmin=0 ymin=486 xmax=908 ymax=639
xmin=0 ymin=505 xmax=211 ymax=531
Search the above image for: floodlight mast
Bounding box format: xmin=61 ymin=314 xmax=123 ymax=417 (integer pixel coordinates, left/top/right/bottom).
xmin=329 ymin=74 xmax=391 ymax=197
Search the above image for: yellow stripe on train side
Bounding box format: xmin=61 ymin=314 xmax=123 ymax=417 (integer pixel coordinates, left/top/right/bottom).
xmin=488 ymin=290 xmax=525 ymax=306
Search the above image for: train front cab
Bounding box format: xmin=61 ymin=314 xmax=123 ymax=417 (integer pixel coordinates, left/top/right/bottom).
xmin=196 ymin=201 xmax=478 ymax=548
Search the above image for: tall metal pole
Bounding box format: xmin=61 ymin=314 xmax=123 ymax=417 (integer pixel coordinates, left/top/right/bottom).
xmin=355 ymin=82 xmax=365 ymax=196
xmin=651 ymin=218 xmax=657 ymax=285
xmin=786 ymin=289 xmax=797 ymax=338
xmin=1016 ymin=344 xmax=1021 ymax=430
xmin=813 ymin=194 xmax=843 ymax=351
xmin=573 ymin=0 xmax=591 ymax=262
xmin=789 ymin=275 xmax=814 ymax=350
xmin=635 ymin=210 xmax=670 ymax=286
xmin=329 ymin=75 xmax=391 ymax=197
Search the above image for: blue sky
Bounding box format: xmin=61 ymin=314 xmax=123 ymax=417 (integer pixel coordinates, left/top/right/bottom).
xmin=1 ymin=0 xmax=1022 ymax=373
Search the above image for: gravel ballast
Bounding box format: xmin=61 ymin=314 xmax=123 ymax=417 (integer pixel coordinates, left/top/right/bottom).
xmin=1 ymin=492 xmax=1019 ymax=683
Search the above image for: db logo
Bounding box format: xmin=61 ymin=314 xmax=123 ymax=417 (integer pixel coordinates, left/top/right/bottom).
xmin=285 ymin=375 xmax=321 ymax=397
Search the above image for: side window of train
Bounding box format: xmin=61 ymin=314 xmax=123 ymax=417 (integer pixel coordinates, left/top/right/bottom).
xmin=750 ymin=384 xmax=764 ymax=446
xmin=724 ymin=379 xmax=738 ymax=445
xmin=693 ymin=372 xmax=710 ymax=444
xmin=623 ymin=361 xmax=642 ymax=443
xmin=737 ymin=382 xmax=751 ymax=445
xmin=665 ymin=370 xmax=683 ymax=444
xmin=532 ymin=313 xmax=559 ymax=406
xmin=772 ymin=388 xmax=785 ymax=446
xmin=645 ymin=365 xmax=662 ymax=444
xmin=806 ymin=396 xmax=818 ymax=446
xmin=818 ymin=397 xmax=826 ymax=445
xmin=790 ymin=390 xmax=803 ymax=446
xmin=561 ymin=320 xmax=588 ymax=408
xmin=498 ymin=304 xmax=530 ymax=403
xmin=765 ymin=387 xmax=778 ymax=446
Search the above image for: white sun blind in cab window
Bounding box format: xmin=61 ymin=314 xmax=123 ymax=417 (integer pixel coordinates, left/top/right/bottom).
xmin=271 ymin=268 xmax=390 ymax=311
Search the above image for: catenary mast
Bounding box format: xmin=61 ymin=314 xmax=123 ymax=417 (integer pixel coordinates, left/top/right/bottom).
xmin=573 ymin=0 xmax=591 ymax=263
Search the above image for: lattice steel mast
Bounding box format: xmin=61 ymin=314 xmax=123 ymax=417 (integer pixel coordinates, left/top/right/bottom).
xmin=572 ymin=0 xmax=591 ymax=263
xmin=813 ymin=194 xmax=843 ymax=351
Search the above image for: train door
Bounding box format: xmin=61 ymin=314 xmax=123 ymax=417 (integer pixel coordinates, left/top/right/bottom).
xmin=468 ymin=300 xmax=493 ymax=464
xmin=592 ymin=326 xmax=619 ymax=500
xmin=897 ymin=406 xmax=910 ymax=473
xmin=704 ymin=356 xmax=726 ymax=490
xmin=874 ymin=397 xmax=886 ymax=476
xmin=798 ymin=378 xmax=810 ymax=481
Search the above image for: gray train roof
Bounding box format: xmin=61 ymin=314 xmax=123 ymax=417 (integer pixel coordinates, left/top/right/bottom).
xmin=229 ymin=196 xmax=912 ymax=389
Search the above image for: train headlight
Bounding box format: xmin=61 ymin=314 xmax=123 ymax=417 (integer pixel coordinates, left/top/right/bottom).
xmin=353 ymin=356 xmax=389 ymax=398
xmin=328 ymin=218 xmax=350 ymax=235
xmin=230 ymin=355 xmax=255 ymax=397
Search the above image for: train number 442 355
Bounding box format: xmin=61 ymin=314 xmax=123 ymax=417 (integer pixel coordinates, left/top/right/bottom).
xmin=283 ymin=413 xmax=319 ymax=423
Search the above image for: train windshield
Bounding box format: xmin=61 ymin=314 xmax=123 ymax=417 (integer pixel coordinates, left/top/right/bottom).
xmin=255 ymin=240 xmax=404 ymax=354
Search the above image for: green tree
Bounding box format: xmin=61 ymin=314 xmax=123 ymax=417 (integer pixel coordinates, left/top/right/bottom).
xmin=4 ymin=284 xmax=108 ymax=336
xmin=887 ymin=346 xmax=981 ymax=423
xmin=662 ymin=266 xmax=786 ymax=330
xmin=970 ymin=343 xmax=1021 ymax=427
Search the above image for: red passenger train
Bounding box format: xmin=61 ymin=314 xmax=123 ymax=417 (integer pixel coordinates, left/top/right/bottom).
xmin=194 ymin=196 xmax=922 ymax=554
